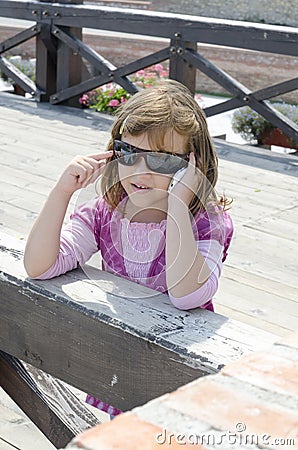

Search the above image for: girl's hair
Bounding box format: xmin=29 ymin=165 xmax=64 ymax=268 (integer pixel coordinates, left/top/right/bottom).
xmin=100 ymin=79 xmax=230 ymax=215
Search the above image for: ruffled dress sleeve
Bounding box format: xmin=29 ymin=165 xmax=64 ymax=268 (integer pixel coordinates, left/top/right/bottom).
xmin=31 ymin=197 xmax=102 ymax=279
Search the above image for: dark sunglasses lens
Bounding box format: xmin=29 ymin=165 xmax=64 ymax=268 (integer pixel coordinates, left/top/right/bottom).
xmin=147 ymin=153 xmax=188 ymax=174
xmin=114 ymin=142 xmax=137 ymax=166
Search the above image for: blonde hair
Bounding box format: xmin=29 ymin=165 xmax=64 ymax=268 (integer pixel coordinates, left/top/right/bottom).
xmin=100 ymin=80 xmax=230 ymax=215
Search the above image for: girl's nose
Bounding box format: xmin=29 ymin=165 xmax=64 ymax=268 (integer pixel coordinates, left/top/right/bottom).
xmin=134 ymin=155 xmax=151 ymax=174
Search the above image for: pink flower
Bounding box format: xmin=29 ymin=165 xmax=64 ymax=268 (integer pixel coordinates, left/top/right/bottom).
xmin=120 ymin=96 xmax=126 ymax=103
xmin=108 ymin=99 xmax=120 ymax=107
xmin=136 ymin=70 xmax=145 ymax=77
xmin=154 ymin=64 xmax=164 ymax=72
xmin=79 ymin=94 xmax=88 ymax=105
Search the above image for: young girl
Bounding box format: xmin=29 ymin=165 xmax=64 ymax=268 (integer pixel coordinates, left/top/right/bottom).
xmin=24 ymin=80 xmax=233 ymax=417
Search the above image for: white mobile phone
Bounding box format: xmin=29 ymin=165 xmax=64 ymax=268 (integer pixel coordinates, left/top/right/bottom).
xmin=167 ymin=168 xmax=187 ymax=192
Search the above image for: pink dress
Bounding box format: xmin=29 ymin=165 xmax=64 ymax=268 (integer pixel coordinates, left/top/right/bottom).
xmin=35 ymin=195 xmax=234 ymax=416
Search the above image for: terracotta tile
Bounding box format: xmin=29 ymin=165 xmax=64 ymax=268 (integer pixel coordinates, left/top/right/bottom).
xmin=163 ymin=378 xmax=298 ymax=441
xmin=71 ymin=413 xmax=207 ymax=449
xmin=221 ymin=352 xmax=298 ymax=396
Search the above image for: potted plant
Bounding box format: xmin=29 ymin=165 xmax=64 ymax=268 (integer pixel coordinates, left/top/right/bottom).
xmin=232 ymin=103 xmax=298 ymax=150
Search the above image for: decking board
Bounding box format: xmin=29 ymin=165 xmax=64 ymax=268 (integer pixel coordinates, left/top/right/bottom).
xmin=0 ymin=91 xmax=297 ymax=338
xmin=0 ymin=91 xmax=297 ymax=445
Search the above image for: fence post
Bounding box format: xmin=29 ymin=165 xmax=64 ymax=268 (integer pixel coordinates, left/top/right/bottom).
xmin=169 ymin=36 xmax=197 ymax=95
xmin=35 ymin=4 xmax=57 ymax=102
xmin=36 ymin=0 xmax=83 ymax=105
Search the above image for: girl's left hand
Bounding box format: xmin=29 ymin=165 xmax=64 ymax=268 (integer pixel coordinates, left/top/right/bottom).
xmin=168 ymin=152 xmax=200 ymax=207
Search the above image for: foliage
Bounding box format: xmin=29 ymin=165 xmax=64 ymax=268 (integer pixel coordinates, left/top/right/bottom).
xmin=232 ymin=103 xmax=298 ymax=142
xmin=79 ymin=64 xmax=170 ymax=114
xmin=0 ymin=56 xmax=36 ymax=83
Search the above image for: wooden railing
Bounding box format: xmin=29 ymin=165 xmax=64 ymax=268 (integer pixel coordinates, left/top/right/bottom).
xmin=0 ymin=232 xmax=278 ymax=448
xmin=0 ymin=0 xmax=297 ymax=142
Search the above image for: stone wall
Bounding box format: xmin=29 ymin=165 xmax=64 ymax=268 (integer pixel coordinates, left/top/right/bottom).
xmin=150 ymin=0 xmax=298 ymax=27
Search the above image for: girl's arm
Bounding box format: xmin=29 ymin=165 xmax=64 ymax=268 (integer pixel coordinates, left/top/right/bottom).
xmin=24 ymin=187 xmax=72 ymax=278
xmin=24 ymin=151 xmax=112 ymax=278
xmin=166 ymin=199 xmax=211 ymax=298
xmin=166 ymin=152 xmax=218 ymax=299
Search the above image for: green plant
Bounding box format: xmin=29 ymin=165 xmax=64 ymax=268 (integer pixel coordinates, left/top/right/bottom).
xmin=232 ymin=103 xmax=298 ymax=143
xmin=0 ymin=56 xmax=36 ymax=83
xmin=79 ymin=64 xmax=169 ymax=114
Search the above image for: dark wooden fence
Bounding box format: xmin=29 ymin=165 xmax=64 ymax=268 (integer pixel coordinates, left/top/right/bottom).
xmin=0 ymin=0 xmax=297 ymax=143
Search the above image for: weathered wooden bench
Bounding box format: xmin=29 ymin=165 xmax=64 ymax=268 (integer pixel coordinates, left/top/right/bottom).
xmin=0 ymin=231 xmax=278 ymax=448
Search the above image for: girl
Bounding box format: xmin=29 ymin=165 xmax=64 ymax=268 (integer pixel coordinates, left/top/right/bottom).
xmin=24 ymin=80 xmax=233 ymax=417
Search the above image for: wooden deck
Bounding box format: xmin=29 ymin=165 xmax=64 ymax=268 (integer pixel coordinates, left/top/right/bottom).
xmin=0 ymin=91 xmax=297 ymax=447
xmin=0 ymin=91 xmax=297 ymax=336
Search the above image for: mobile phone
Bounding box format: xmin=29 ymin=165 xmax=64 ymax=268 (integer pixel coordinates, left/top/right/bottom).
xmin=167 ymin=168 xmax=187 ymax=192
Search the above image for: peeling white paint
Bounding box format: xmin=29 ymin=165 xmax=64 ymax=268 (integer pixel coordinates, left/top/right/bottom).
xmin=110 ymin=374 xmax=118 ymax=387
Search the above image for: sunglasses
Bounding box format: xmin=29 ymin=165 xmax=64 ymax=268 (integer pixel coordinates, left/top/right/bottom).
xmin=113 ymin=140 xmax=189 ymax=174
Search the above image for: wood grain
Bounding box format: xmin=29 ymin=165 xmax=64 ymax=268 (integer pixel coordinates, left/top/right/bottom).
xmin=0 ymin=232 xmax=277 ymax=412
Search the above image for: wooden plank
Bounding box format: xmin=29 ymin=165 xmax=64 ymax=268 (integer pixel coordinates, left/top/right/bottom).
xmin=0 ymin=403 xmax=55 ymax=450
xmin=244 ymin=214 xmax=298 ymax=243
xmin=222 ymin=265 xmax=298 ymax=303
xmin=0 ymin=56 xmax=37 ymax=95
xmin=0 ymin=232 xmax=277 ymax=412
xmin=212 ymin=304 xmax=292 ymax=337
xmin=0 ymin=93 xmax=114 ymax=134
xmin=169 ymin=39 xmax=197 ymax=94
xmin=0 ymin=438 xmax=18 ymax=449
xmin=216 ymin=180 xmax=297 ymax=213
xmin=228 ymin=226 xmax=298 ymax=288
xmin=0 ymin=352 xmax=100 ymax=448
xmin=218 ymin=167 xmax=298 ymax=195
xmin=0 ymin=118 xmax=105 ymax=149
xmin=0 ymin=24 xmax=41 ymax=54
xmin=56 ymin=26 xmax=84 ymax=108
xmin=215 ymin=140 xmax=298 ymax=178
xmin=0 ymin=197 xmax=78 ymax=238
xmin=35 ymin=23 xmax=57 ymax=102
xmin=214 ymin=277 xmax=298 ymax=332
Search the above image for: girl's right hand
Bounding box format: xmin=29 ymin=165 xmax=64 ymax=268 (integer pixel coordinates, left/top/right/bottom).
xmin=54 ymin=151 xmax=113 ymax=196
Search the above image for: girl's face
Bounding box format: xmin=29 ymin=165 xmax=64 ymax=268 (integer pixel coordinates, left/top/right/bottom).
xmin=117 ymin=131 xmax=188 ymax=211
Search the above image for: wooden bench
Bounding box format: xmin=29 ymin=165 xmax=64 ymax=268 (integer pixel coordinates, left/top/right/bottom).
xmin=0 ymin=231 xmax=278 ymax=448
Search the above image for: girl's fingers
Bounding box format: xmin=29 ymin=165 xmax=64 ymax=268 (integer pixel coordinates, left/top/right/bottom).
xmin=81 ymin=160 xmax=107 ymax=188
xmin=76 ymin=161 xmax=94 ymax=183
xmin=87 ymin=150 xmax=113 ymax=161
xmin=81 ymin=167 xmax=102 ymax=187
xmin=77 ymin=152 xmax=112 ymax=182
xmin=61 ymin=152 xmax=112 ymax=191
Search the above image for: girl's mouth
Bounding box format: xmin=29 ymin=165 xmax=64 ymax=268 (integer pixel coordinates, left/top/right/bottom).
xmin=131 ymin=182 xmax=152 ymax=192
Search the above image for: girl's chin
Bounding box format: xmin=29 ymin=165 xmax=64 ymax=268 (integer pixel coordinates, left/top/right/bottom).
xmin=127 ymin=190 xmax=168 ymax=207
